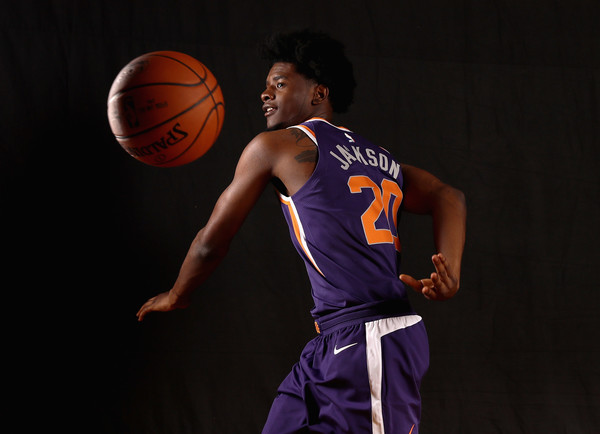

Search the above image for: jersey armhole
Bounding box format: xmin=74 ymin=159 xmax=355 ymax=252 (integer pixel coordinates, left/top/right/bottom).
xmin=288 ymin=125 xmax=318 ymax=146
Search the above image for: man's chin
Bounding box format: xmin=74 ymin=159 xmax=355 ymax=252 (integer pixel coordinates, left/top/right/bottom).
xmin=265 ymin=122 xmax=286 ymax=132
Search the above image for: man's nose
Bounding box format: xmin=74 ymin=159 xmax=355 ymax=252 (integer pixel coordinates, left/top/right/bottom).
xmin=261 ymin=88 xmax=273 ymax=102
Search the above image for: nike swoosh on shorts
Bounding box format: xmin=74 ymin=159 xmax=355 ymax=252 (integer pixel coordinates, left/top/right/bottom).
xmin=334 ymin=342 xmax=358 ymax=355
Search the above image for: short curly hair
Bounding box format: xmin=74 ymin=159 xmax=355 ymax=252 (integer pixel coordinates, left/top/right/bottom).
xmin=260 ymin=29 xmax=356 ymax=113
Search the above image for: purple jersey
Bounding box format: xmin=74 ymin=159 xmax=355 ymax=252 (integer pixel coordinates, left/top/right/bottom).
xmin=279 ymin=118 xmax=408 ymax=318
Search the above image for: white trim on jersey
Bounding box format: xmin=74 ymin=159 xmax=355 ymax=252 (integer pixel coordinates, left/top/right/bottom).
xmin=289 ymin=124 xmax=318 ymax=145
xmin=287 ymin=118 xmax=352 ymax=146
xmin=279 ymin=194 xmax=325 ymax=277
xmin=365 ymin=315 xmax=423 ymax=434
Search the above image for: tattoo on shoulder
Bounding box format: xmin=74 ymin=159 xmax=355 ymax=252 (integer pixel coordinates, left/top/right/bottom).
xmin=295 ymin=149 xmax=317 ymax=163
xmin=289 ymin=129 xmax=312 ymax=147
xmin=288 ymin=129 xmax=317 ymax=163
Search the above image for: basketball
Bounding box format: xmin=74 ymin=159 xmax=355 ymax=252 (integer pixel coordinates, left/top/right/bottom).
xmin=107 ymin=51 xmax=225 ymax=167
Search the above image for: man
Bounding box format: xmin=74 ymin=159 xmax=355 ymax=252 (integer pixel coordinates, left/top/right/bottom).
xmin=137 ymin=30 xmax=466 ymax=433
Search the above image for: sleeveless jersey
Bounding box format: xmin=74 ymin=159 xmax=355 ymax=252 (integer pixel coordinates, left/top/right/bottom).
xmin=279 ymin=118 xmax=408 ymax=318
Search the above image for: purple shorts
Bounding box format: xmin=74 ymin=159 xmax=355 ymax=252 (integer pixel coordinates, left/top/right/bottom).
xmin=262 ymin=303 xmax=429 ymax=433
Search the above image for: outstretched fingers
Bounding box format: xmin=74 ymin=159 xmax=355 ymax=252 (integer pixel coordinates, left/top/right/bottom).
xmin=399 ymin=274 xmax=422 ymax=293
xmin=429 ymin=253 xmax=459 ymax=300
xmin=400 ymin=253 xmax=458 ymax=301
xmin=432 ymin=253 xmax=449 ymax=281
xmin=400 ymin=273 xmax=435 ymax=299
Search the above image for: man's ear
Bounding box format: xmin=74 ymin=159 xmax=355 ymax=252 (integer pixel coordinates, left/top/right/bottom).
xmin=312 ymin=84 xmax=330 ymax=105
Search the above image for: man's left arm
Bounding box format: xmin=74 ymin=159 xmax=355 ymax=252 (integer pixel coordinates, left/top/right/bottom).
xmin=399 ymin=164 xmax=467 ymax=300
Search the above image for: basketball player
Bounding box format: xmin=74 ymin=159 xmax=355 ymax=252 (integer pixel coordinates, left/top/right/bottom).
xmin=137 ymin=30 xmax=466 ymax=433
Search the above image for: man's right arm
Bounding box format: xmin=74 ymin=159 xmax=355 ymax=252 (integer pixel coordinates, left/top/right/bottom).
xmin=136 ymin=133 xmax=277 ymax=321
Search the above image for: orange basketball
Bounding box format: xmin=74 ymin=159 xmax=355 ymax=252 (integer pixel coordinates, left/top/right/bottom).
xmin=107 ymin=51 xmax=225 ymax=167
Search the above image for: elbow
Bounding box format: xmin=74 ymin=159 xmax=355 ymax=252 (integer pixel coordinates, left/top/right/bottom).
xmin=458 ymin=189 xmax=467 ymax=219
xmin=438 ymin=184 xmax=466 ymax=211
xmin=453 ymin=187 xmax=467 ymax=211
xmin=446 ymin=184 xmax=465 ymax=202
xmin=195 ymin=243 xmax=230 ymax=264
xmin=191 ymin=229 xmax=230 ymax=264
xmin=430 ymin=184 xmax=467 ymax=224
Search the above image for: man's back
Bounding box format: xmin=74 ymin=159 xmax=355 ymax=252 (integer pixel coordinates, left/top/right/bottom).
xmin=277 ymin=118 xmax=408 ymax=318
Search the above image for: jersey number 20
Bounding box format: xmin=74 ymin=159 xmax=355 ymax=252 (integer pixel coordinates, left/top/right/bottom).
xmin=348 ymin=175 xmax=403 ymax=252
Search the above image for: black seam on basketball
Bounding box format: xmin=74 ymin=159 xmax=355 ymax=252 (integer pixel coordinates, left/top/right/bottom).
xmin=109 ymin=53 xmax=209 ymax=99
xmin=115 ymin=81 xmax=221 ymax=140
xmin=155 ymin=101 xmax=225 ymax=166
xmin=149 ymin=53 xmax=208 ymax=83
xmin=109 ymin=82 xmax=206 ymax=101
xmin=198 ymin=67 xmax=224 ymax=144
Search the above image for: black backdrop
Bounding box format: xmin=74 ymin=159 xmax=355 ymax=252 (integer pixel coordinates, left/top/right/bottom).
xmin=2 ymin=1 xmax=599 ymax=433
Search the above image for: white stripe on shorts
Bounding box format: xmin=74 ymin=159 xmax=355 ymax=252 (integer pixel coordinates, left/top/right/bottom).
xmin=365 ymin=314 xmax=422 ymax=434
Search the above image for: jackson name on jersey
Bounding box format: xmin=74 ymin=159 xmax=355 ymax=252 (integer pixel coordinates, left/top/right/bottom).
xmin=328 ymin=132 xmax=401 ymax=179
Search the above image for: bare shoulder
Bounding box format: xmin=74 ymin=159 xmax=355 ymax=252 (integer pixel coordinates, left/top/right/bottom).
xmin=401 ymin=164 xmax=443 ymax=190
xmin=244 ymin=128 xmax=317 ymax=196
xmin=250 ymin=128 xmax=312 ymax=149
xmin=245 ymin=128 xmax=315 ymax=162
xmin=401 ymin=163 xmax=465 ymax=213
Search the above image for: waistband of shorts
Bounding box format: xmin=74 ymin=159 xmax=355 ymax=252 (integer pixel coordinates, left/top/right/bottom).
xmin=313 ymin=299 xmax=414 ymax=335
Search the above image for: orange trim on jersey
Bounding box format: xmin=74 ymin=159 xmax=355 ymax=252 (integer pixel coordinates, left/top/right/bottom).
xmin=279 ymin=195 xmax=325 ymax=277
xmin=292 ymin=124 xmax=317 ymax=143
xmin=408 ymin=424 xmax=415 ymax=434
xmin=304 ymin=117 xmax=351 ymax=132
